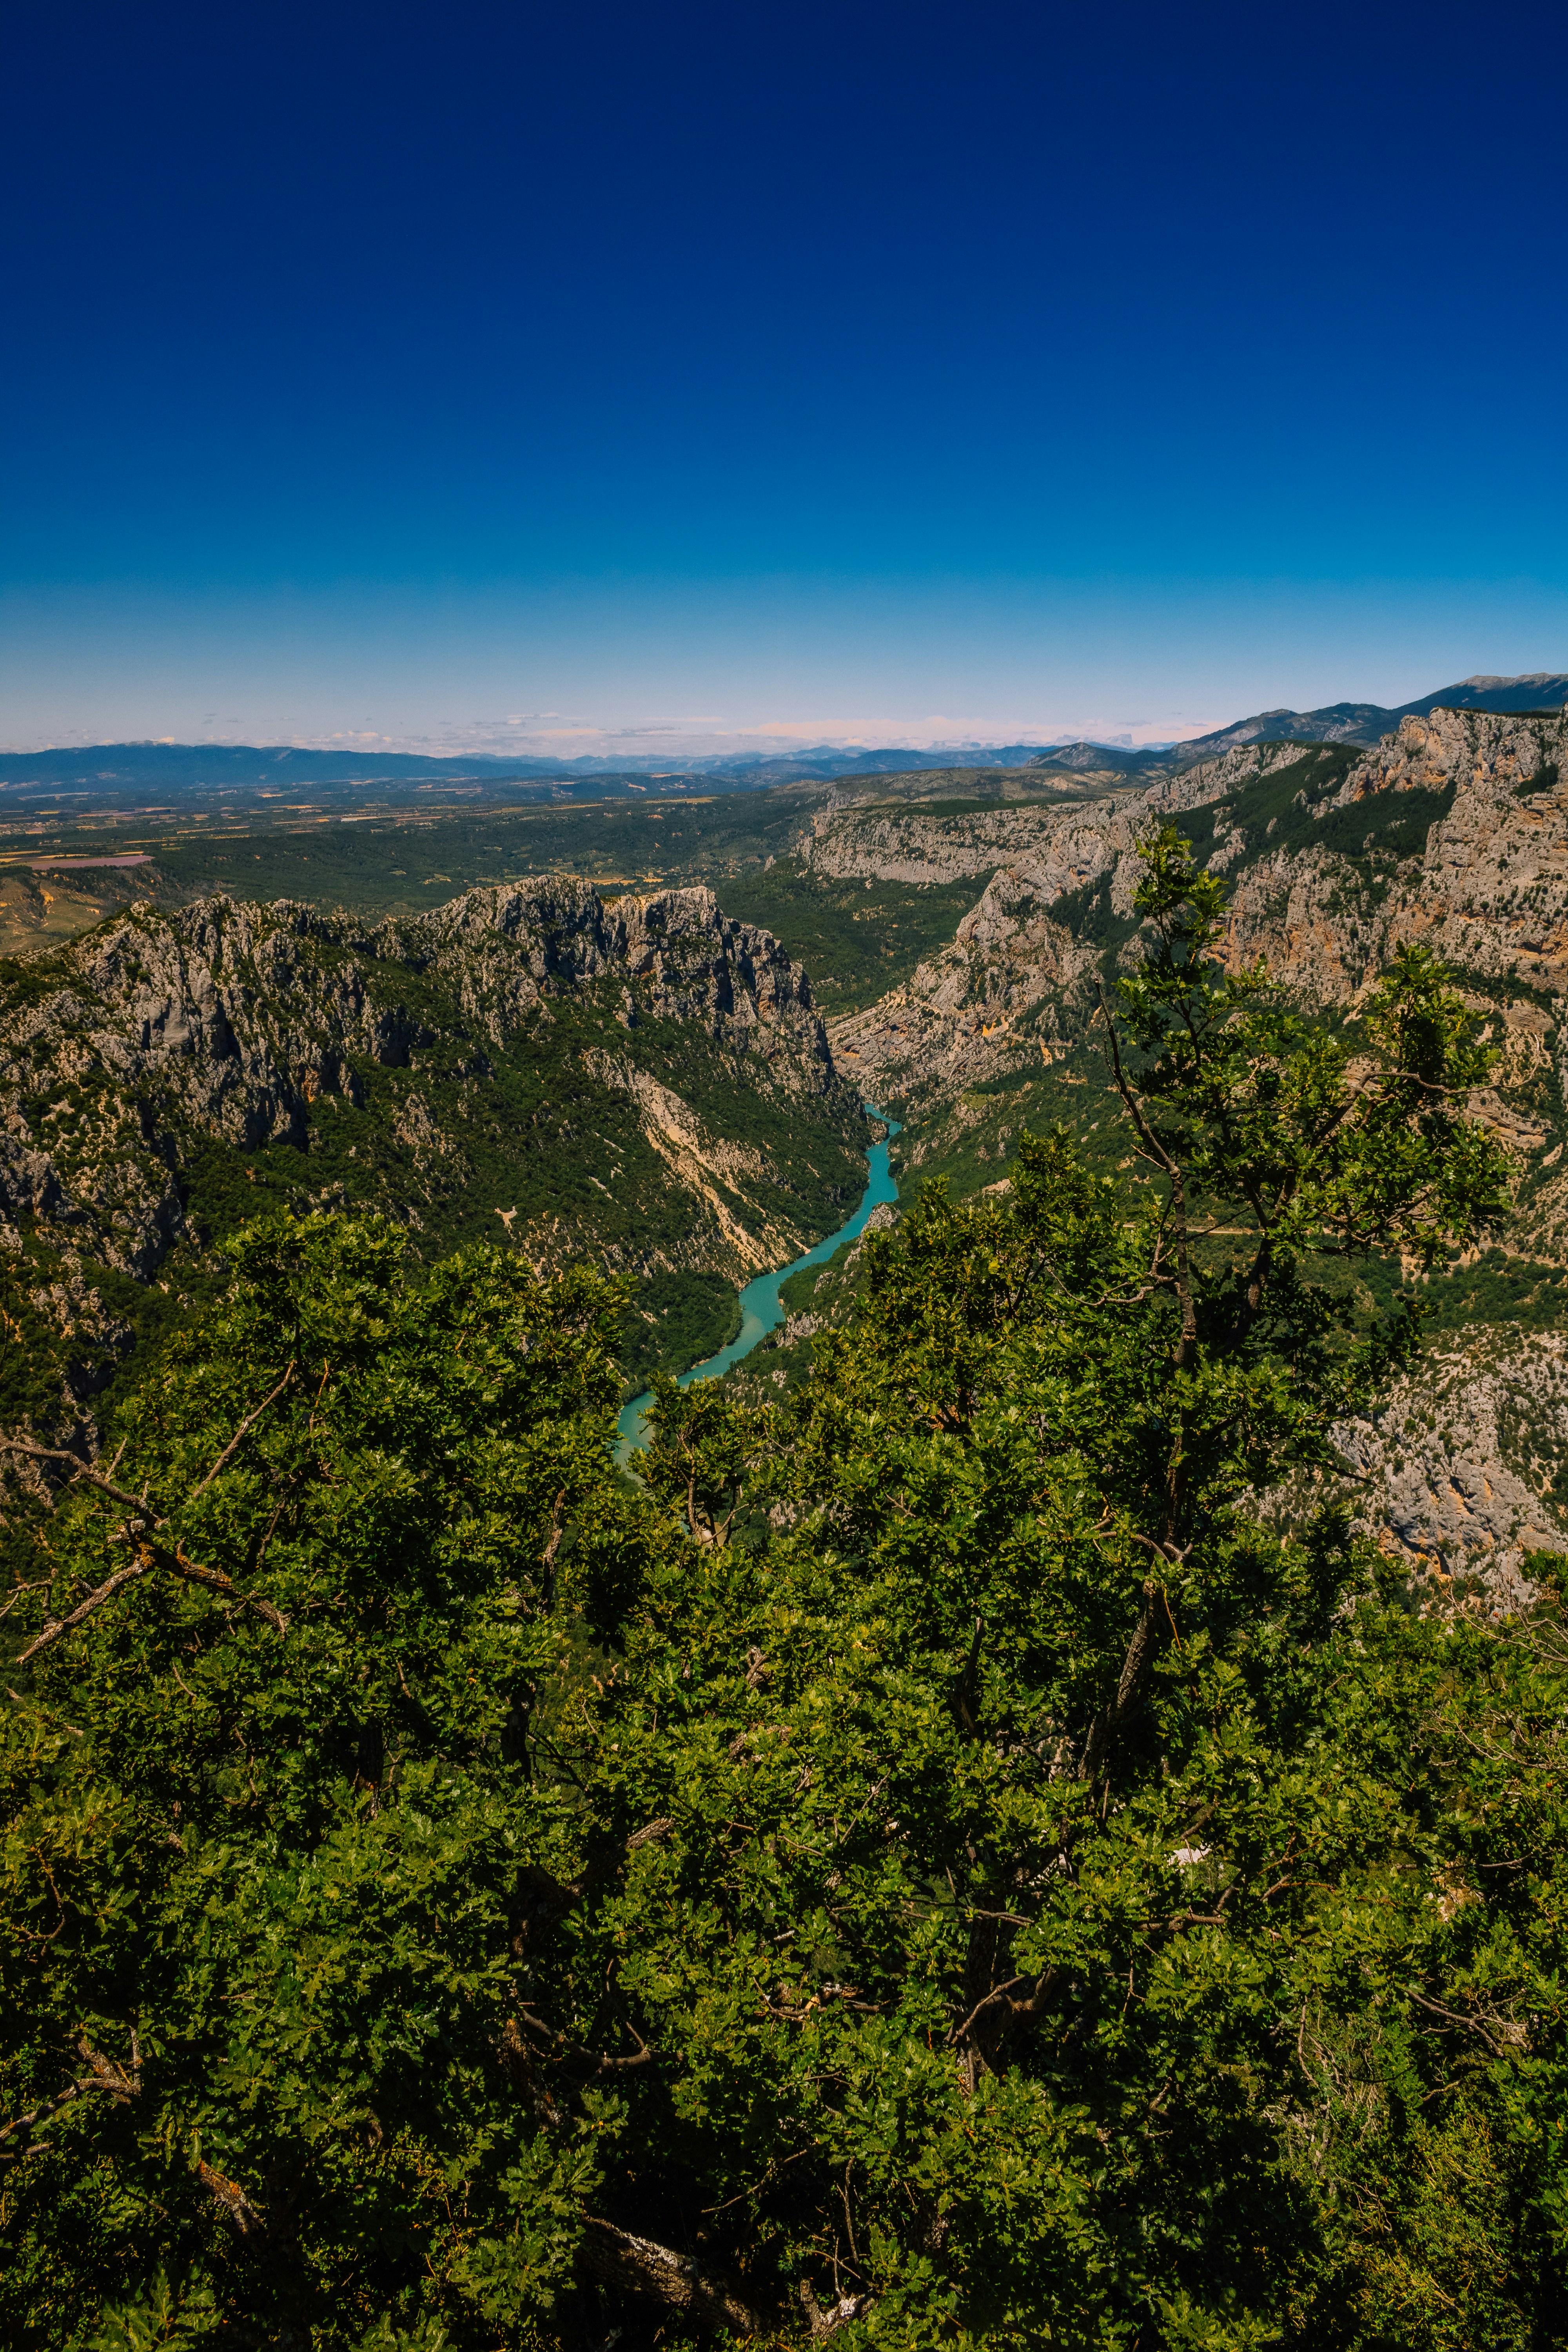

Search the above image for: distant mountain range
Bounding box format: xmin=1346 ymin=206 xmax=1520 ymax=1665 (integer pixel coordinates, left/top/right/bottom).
xmin=1029 ymin=675 xmax=1568 ymax=775
xmin=3 ymin=675 xmax=1564 ymax=795
xmin=1161 ymin=672 xmax=1568 ymax=761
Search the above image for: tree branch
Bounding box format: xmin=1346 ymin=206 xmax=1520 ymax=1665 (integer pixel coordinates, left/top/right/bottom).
xmin=1094 ymin=984 xmax=1176 ymax=1176
xmin=509 ymin=1820 xmax=675 ymax=1952
xmin=948 ymin=1973 xmax=1031 ymax=2048
xmin=591 ymin=2025 xmax=655 ymax=2075
xmin=4 ymin=1424 xmax=290 ymax=1650
xmin=1094 ymin=985 xmax=1196 ymax=1373
xmin=191 ymin=1362 xmax=296 ymax=1497
xmin=17 ymin=1528 xmax=287 ymax=1663
xmin=0 ymin=1437 xmax=158 ymax=1519
xmin=16 ymin=1563 xmax=150 ymax=1665
xmin=157 ymin=1537 xmax=288 ymax=1632
xmin=73 ymin=2030 xmax=142 ymax=2110
xmin=953 ymin=1965 xmax=1059 ymax=2053
xmin=951 ymin=1616 xmax=984 ymax=1740
xmin=198 ymin=2158 xmax=268 ymax=2241
xmin=539 ymin=1486 xmax=567 ymax=1608
xmin=578 ymin=2214 xmax=760 ymax=2335
xmin=0 ymin=2030 xmax=142 ymax=2163
xmin=1081 ymin=1578 xmax=1165 ymax=1781
xmin=800 ymin=2279 xmax=874 ymax=2340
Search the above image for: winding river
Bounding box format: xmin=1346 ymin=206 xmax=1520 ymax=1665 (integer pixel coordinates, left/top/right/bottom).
xmin=614 ymin=1108 xmax=902 ymax=1464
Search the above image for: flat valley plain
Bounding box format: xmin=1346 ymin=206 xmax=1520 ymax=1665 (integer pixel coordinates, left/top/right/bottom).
xmin=0 ymin=767 xmax=1079 ymax=1015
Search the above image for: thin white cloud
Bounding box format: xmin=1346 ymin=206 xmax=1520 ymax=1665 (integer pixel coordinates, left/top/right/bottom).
xmin=0 ymin=706 xmax=1232 ymax=760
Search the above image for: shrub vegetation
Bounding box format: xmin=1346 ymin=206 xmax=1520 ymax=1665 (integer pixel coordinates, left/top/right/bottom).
xmin=4 ymin=832 xmax=1565 ymax=2350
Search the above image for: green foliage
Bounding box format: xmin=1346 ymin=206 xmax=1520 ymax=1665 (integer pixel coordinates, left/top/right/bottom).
xmin=147 ymin=791 xmax=820 ymax=916
xmin=1408 ymin=1246 xmax=1568 ymax=1337
xmin=720 ymin=864 xmax=990 ymax=1015
xmin=0 ymin=956 xmax=71 ymax=1015
xmin=1120 ymin=826 xmax=1507 ymax=1263
xmin=1049 ymin=869 xmax=1135 ymax=953
xmin=1168 ymin=744 xmax=1455 ymax=893
xmin=185 ymin=998 xmax=865 ymax=1281
xmin=618 ymin=1270 xmax=742 ymax=1395
xmin=3 ymin=840 xmax=1563 ymax=2350
xmin=0 ymin=907 xmax=870 ymax=1414
xmin=852 ymin=793 xmax=1077 ymax=820
xmin=1 ymin=1218 xmax=650 ymax=2348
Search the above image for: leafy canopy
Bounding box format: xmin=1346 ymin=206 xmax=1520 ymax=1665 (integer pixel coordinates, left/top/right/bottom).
xmin=3 ymin=833 xmax=1564 ymax=2352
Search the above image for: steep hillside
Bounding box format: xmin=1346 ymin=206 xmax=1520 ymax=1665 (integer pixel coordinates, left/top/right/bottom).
xmin=802 ymin=708 xmax=1568 ymax=1599
xmin=0 ymin=881 xmax=868 ymax=1421
xmin=825 ymin=710 xmax=1568 ymax=1100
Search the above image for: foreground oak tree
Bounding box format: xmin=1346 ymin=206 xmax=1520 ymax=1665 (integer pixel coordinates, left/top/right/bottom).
xmin=5 ymin=834 xmax=1568 ymax=2350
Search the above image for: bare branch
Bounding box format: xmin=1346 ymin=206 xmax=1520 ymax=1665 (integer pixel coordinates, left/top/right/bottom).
xmin=1123 ymin=1530 xmax=1193 ymax=1570
xmin=1081 ymin=1580 xmax=1165 ymax=1781
xmin=0 ymin=2078 xmax=87 ymax=2153
xmin=592 ymin=2025 xmax=655 ymax=2075
xmin=0 ymin=2030 xmax=141 ymax=2163
xmin=952 ymin=1616 xmax=984 ymax=1741
xmin=540 ymin=1485 xmax=567 ymax=1606
xmin=3 ymin=1383 xmax=298 ymax=1642
xmin=1094 ymin=984 xmax=1176 ymax=1176
xmin=15 ymin=1521 xmax=287 ymax=1664
xmin=191 ymin=1362 xmax=296 ymax=1497
xmin=624 ymin=1815 xmax=676 ymax=1855
xmin=76 ymin=2030 xmax=141 ymax=2102
xmin=16 ymin=1563 xmax=151 ymax=1666
xmin=0 ymin=1576 xmax=52 ymax=1622
xmin=510 ymin=1818 xmax=675 ymax=1953
xmin=5 ymin=1688 xmax=83 ymax=1737
xmin=1115 ymin=1584 xmax=1162 ymax=1717
xmin=949 ymin=1973 xmax=1030 ymax=2047
xmin=1406 ymin=1987 xmax=1514 ymax=2055
xmin=0 ymin=1438 xmax=158 ymax=1520
xmin=949 ymin=1968 xmax=1058 ymax=2050
xmin=1093 ymin=984 xmax=1197 ymax=1376
xmin=158 ymin=1539 xmax=288 ymax=1633
xmin=198 ymin=2158 xmax=268 ymax=2240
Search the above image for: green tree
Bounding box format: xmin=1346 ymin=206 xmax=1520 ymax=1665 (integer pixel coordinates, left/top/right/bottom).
xmin=5 ymin=833 xmax=1566 ymax=2352
xmin=0 ymin=1217 xmax=659 ymax=2348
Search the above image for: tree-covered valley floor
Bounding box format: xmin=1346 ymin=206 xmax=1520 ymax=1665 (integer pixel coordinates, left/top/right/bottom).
xmin=7 ymin=842 xmax=1568 ymax=2351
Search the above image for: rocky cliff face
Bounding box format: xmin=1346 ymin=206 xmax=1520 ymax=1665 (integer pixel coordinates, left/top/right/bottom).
xmin=1220 ymin=708 xmax=1568 ymax=1000
xmin=792 ymin=744 xmax=1300 ymax=893
xmin=829 ymin=869 xmax=1102 ymax=1100
xmin=1331 ymin=1326 xmax=1568 ymax=1607
xmin=827 ymin=713 xmax=1568 ymax=1101
xmin=814 ymin=709 xmax=1568 ymax=1608
xmin=0 ymin=880 xmax=865 ymax=1416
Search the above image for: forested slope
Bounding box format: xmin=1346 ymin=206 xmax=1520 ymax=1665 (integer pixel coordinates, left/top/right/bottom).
xmin=0 ymin=881 xmax=868 ymax=1417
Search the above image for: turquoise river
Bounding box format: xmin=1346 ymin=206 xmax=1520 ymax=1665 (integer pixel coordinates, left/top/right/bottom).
xmin=614 ymin=1107 xmax=902 ymax=1463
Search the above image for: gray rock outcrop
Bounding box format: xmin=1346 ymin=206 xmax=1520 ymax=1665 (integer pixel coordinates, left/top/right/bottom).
xmin=0 ymin=880 xmax=850 ymax=1311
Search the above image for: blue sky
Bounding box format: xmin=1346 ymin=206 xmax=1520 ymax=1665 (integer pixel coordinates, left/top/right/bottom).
xmin=4 ymin=0 xmax=1566 ymax=755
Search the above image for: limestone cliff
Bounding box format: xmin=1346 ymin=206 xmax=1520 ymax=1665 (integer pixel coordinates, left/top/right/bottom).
xmin=0 ymin=880 xmax=865 ymax=1417
xmin=816 ymin=708 xmax=1568 ymax=1606
xmin=828 ymin=711 xmax=1568 ymax=1105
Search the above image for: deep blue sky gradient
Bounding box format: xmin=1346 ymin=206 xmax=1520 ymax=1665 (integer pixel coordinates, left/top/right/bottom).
xmin=4 ymin=0 xmax=1567 ymax=750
